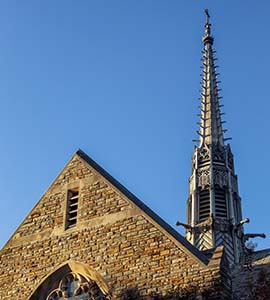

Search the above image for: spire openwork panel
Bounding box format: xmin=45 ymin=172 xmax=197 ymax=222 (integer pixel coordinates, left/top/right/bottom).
xmin=198 ymin=11 xmax=225 ymax=147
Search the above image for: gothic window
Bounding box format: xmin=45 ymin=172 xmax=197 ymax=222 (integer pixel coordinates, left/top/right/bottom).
xmin=46 ymin=272 xmax=106 ymax=300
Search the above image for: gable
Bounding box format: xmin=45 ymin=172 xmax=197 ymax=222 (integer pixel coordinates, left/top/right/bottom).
xmin=1 ymin=149 xmax=207 ymax=265
xmin=0 ymin=150 xmax=229 ymax=299
xmin=76 ymin=150 xmax=208 ymax=265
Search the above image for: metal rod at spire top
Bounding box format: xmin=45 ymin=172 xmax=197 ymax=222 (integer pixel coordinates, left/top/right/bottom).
xmin=202 ymin=9 xmax=213 ymax=44
xmin=205 ymin=9 xmax=210 ymax=24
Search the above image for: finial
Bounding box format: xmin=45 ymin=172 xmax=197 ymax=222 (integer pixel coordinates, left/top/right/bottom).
xmin=203 ymin=9 xmax=214 ymax=45
xmin=205 ymin=9 xmax=210 ymax=24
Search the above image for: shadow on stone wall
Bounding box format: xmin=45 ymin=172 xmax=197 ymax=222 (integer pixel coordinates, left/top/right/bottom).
xmin=243 ymin=268 xmax=270 ymax=300
xmin=119 ymin=281 xmax=226 ymax=300
xmin=232 ymin=263 xmax=270 ymax=300
xmin=116 ymin=253 xmax=270 ymax=300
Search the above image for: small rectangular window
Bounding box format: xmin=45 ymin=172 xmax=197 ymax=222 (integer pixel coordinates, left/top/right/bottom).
xmin=65 ymin=189 xmax=79 ymax=229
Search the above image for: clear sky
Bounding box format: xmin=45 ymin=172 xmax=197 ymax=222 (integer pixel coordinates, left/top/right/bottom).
xmin=0 ymin=1 xmax=269 ymax=251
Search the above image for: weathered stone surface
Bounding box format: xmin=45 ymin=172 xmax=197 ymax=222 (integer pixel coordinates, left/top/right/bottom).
xmin=232 ymin=250 xmax=270 ymax=299
xmin=0 ymin=151 xmax=230 ymax=300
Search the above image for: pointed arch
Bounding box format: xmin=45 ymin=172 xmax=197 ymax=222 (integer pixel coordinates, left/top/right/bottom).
xmin=28 ymin=261 xmax=110 ymax=300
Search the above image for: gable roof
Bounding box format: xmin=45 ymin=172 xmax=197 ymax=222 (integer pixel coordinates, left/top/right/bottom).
xmin=1 ymin=149 xmax=209 ymax=266
xmin=76 ymin=149 xmax=209 ymax=265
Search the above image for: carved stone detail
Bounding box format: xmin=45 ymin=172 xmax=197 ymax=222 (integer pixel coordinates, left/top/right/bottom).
xmin=213 ymin=168 xmax=228 ymax=187
xmin=212 ymin=145 xmax=225 ymax=162
xmin=46 ymin=272 xmax=108 ymax=300
xmin=197 ymin=168 xmax=210 ymax=188
xmin=213 ymin=217 xmax=231 ymax=232
xmin=198 ymin=146 xmax=210 ymax=163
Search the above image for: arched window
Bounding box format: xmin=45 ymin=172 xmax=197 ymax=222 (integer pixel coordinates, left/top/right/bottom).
xmin=46 ymin=272 xmax=104 ymax=300
xmin=28 ymin=261 xmax=110 ymax=300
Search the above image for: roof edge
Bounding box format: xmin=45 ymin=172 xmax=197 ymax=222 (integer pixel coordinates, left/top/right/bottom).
xmin=76 ymin=149 xmax=209 ymax=265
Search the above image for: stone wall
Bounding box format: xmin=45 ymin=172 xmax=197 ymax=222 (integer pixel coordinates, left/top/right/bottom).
xmin=0 ymin=151 xmax=231 ymax=299
xmin=232 ymin=250 xmax=270 ymax=299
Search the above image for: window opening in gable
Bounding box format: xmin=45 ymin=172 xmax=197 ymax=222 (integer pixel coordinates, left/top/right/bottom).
xmin=66 ymin=189 xmax=79 ymax=229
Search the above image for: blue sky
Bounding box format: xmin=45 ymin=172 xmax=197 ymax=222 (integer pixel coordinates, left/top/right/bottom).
xmin=0 ymin=1 xmax=270 ymax=250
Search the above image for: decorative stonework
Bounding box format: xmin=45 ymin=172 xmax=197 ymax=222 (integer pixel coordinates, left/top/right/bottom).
xmin=186 ymin=14 xmax=245 ymax=264
xmin=198 ymin=147 xmax=210 ymax=164
xmin=213 ymin=218 xmax=231 ymax=233
xmin=213 ymin=168 xmax=228 ymax=187
xmin=197 ymin=167 xmax=210 ymax=188
xmin=212 ymin=145 xmax=225 ymax=162
xmin=46 ymin=273 xmax=107 ymax=300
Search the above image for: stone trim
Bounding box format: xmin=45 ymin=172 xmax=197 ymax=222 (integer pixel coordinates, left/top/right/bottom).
xmin=7 ymin=208 xmax=140 ymax=247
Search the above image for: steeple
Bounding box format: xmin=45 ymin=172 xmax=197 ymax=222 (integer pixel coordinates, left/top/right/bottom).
xmin=198 ymin=9 xmax=226 ymax=147
xmin=183 ymin=10 xmax=245 ymax=265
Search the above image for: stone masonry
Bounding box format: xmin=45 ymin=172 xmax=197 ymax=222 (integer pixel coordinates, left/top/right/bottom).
xmin=0 ymin=150 xmax=231 ymax=300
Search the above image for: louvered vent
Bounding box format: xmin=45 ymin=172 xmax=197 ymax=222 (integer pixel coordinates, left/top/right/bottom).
xmin=66 ymin=189 xmax=79 ymax=229
xmin=199 ymin=189 xmax=210 ymax=222
xmin=215 ymin=187 xmax=227 ymax=218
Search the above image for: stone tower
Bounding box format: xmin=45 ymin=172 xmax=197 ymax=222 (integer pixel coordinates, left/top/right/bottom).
xmin=185 ymin=10 xmax=245 ymax=265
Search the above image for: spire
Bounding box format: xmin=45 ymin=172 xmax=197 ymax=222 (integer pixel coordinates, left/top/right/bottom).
xmin=183 ymin=10 xmax=246 ymax=266
xmin=198 ymin=9 xmax=226 ymax=147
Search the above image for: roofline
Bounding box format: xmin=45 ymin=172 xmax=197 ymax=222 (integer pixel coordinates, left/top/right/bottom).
xmin=77 ymin=149 xmax=209 ymax=265
xmin=0 ymin=148 xmax=209 ymax=266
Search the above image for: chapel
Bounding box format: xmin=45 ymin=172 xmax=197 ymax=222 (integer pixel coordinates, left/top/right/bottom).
xmin=0 ymin=10 xmax=269 ymax=300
